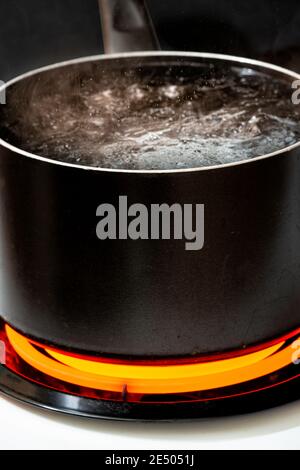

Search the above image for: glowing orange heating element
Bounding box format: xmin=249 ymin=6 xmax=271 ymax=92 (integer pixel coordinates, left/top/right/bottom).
xmin=5 ymin=325 xmax=296 ymax=394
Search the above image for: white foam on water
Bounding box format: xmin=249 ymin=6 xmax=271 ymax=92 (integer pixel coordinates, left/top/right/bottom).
xmin=1 ymin=63 xmax=300 ymax=170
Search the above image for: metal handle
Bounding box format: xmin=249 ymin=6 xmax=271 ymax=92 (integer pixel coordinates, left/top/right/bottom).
xmin=98 ymin=0 xmax=160 ymax=54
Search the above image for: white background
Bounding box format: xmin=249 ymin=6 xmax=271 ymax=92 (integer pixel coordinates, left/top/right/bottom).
xmin=1 ymin=393 xmax=300 ymax=450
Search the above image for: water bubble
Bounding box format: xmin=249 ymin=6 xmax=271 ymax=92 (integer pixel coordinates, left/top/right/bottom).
xmin=1 ymin=62 xmax=300 ymax=170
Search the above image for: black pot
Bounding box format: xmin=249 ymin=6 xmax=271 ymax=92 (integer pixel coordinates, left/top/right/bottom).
xmin=0 ymin=52 xmax=300 ymax=359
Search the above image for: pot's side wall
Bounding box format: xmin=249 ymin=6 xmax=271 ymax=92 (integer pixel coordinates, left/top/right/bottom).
xmin=0 ymin=147 xmax=300 ymax=357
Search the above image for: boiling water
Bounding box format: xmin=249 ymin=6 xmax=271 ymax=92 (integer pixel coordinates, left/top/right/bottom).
xmin=1 ymin=61 xmax=300 ymax=170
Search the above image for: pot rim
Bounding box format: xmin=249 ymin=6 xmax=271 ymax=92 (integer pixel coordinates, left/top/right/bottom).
xmin=1 ymin=50 xmax=300 ymax=174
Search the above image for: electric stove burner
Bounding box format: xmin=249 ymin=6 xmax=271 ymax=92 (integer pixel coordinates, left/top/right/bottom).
xmin=1 ymin=319 xmax=300 ymax=420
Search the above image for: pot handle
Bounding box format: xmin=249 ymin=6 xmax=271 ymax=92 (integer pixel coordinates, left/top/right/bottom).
xmin=98 ymin=0 xmax=160 ymax=54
